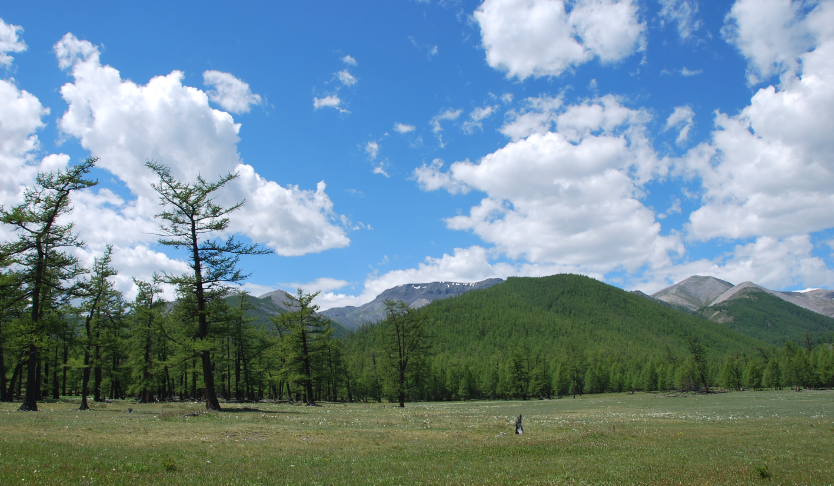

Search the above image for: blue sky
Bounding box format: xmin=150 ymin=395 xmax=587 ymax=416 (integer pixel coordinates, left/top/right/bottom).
xmin=2 ymin=0 xmax=833 ymax=308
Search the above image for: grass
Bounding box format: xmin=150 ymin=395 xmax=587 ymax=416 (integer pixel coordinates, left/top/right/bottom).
xmin=1 ymin=390 xmax=832 ymax=485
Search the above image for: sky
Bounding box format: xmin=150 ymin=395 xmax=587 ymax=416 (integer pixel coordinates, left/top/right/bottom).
xmin=1 ymin=0 xmax=833 ymax=310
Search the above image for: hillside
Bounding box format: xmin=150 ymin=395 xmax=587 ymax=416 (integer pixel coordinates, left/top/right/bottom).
xmin=322 ymin=278 xmax=503 ymax=329
xmin=701 ymin=288 xmax=834 ymax=346
xmin=415 ymin=274 xmax=764 ymax=360
xmin=226 ymin=292 xmax=350 ymax=338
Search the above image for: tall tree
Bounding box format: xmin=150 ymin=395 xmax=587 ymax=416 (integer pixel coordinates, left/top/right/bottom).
xmin=130 ymin=277 xmax=165 ymax=403
xmin=0 ymin=158 xmax=97 ymax=411
xmin=77 ymin=246 xmax=122 ymax=410
xmin=380 ymin=300 xmax=431 ymax=407
xmin=145 ymin=161 xmax=271 ymax=410
xmin=272 ymin=290 xmax=333 ymax=406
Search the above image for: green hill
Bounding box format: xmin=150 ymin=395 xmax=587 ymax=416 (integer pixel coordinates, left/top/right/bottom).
xmin=343 ymin=274 xmax=770 ymax=401
xmin=419 ymin=274 xmax=763 ymax=360
xmin=701 ymin=288 xmax=834 ymax=346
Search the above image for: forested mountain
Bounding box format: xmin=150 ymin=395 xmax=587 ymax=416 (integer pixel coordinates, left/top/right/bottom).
xmin=341 ymin=274 xmax=831 ymax=403
xmin=322 ymin=278 xmax=503 ymax=329
xmin=701 ymin=288 xmax=834 ymax=346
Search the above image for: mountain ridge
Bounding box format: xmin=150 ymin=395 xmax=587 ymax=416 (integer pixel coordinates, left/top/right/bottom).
xmin=321 ymin=278 xmax=504 ymax=329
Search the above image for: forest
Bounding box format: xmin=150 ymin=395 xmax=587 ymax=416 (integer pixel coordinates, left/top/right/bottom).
xmin=2 ymin=160 xmax=834 ymax=412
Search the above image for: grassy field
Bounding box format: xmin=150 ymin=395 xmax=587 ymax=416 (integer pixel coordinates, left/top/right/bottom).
xmin=1 ymin=390 xmax=832 ymax=485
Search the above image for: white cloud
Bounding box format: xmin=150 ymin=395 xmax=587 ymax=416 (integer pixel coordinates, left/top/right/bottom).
xmin=337 ymin=70 xmax=357 ymax=86
xmin=681 ymin=0 xmax=834 ymax=241
xmin=500 ymin=93 xmax=513 ymax=104
xmin=723 ymin=0 xmax=832 ymax=83
xmin=54 ymin=33 xmax=349 ymax=258
xmin=0 ymin=18 xmax=26 ymax=67
xmin=365 ymin=141 xmax=379 ymax=160
xmin=474 ymin=0 xmax=645 ymax=79
xmin=0 ymin=78 xmax=53 ymax=206
xmin=680 ymin=67 xmax=702 ymax=76
xmin=658 ymin=0 xmax=702 ymax=41
xmin=393 ymin=122 xmax=415 ymax=133
xmin=313 ymin=95 xmax=346 ymax=112
xmin=341 ymin=55 xmax=357 ymax=66
xmin=461 ymin=105 xmax=496 ymax=134
xmin=203 ymin=70 xmax=263 ymax=114
xmin=373 ymin=162 xmax=390 ymax=178
xmin=281 ymin=277 xmax=350 ymax=295
xmin=500 ymin=95 xmax=563 ymax=141
xmin=635 ymin=235 xmax=834 ymax=294
xmin=664 ymin=105 xmax=695 ymax=145
xmin=418 ymin=96 xmax=679 ymax=274
xmin=431 ymin=108 xmax=462 ymax=133
xmin=412 ymin=158 xmax=470 ymax=194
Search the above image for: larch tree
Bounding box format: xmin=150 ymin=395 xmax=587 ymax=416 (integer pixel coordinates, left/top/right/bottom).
xmin=77 ymin=245 xmax=123 ymax=410
xmin=0 ymin=158 xmax=97 ymax=411
xmin=145 ymin=161 xmax=271 ymax=411
xmin=272 ymin=290 xmax=333 ymax=406
xmin=380 ymin=300 xmax=431 ymax=407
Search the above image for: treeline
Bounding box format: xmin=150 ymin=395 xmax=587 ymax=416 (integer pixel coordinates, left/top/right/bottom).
xmin=340 ymin=276 xmax=834 ymax=402
xmin=2 ymin=162 xmax=833 ymax=411
xmin=0 ymin=159 xmax=347 ymax=411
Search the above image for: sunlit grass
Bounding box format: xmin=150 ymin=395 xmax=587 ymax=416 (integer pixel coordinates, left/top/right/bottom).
xmin=1 ymin=390 xmax=832 ymax=485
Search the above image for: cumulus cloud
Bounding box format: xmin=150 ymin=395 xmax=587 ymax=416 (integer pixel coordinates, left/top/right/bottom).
xmin=0 ymin=18 xmax=26 ymax=67
xmin=54 ymin=33 xmax=349 ymax=258
xmin=412 ymin=158 xmax=470 ymax=194
xmin=393 ymin=122 xmax=415 ymax=133
xmin=499 ymin=95 xmax=563 ymax=141
xmin=474 ymin=0 xmax=645 ymax=79
xmin=461 ymin=105 xmax=496 ymax=134
xmin=336 ymin=70 xmax=357 ymax=86
xmin=681 ymin=0 xmax=834 ymax=242
xmin=664 ymin=105 xmax=695 ymax=145
xmin=203 ymin=70 xmax=263 ymax=114
xmin=341 ymin=55 xmax=357 ymax=66
xmin=0 ymin=77 xmax=70 ymax=211
xmin=658 ymin=0 xmax=702 ymax=41
xmin=723 ymin=0 xmax=832 ymax=83
xmin=417 ymin=96 xmax=679 ymax=274
xmin=635 ymin=235 xmax=834 ymax=294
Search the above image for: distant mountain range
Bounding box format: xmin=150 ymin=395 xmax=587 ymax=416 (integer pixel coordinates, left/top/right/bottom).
xmin=647 ymin=275 xmax=834 ymax=318
xmin=320 ymin=278 xmax=504 ymax=329
xmin=643 ymin=276 xmax=834 ymax=345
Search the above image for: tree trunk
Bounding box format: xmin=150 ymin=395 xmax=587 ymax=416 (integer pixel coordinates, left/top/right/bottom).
xmin=52 ymin=344 xmax=60 ymax=399
xmin=202 ymin=351 xmax=220 ymax=409
xmin=18 ymin=344 xmax=39 ymax=411
xmin=61 ymin=342 xmax=69 ymax=396
xmin=0 ymin=344 xmax=7 ymax=402
xmin=5 ymin=352 xmax=24 ymax=402
xmin=79 ymin=348 xmax=91 ymax=410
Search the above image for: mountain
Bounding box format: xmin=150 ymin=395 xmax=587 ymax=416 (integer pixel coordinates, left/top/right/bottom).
xmin=710 ymin=282 xmax=834 ymax=318
xmin=228 ymin=292 xmax=350 ymax=338
xmin=701 ymin=286 xmax=834 ymax=346
xmin=649 ymin=276 xmax=834 ymax=346
xmin=347 ymin=274 xmax=764 ymax=364
xmin=651 ymin=276 xmax=734 ymax=311
xmin=321 ymin=278 xmax=504 ymax=329
xmin=651 ymin=276 xmax=834 ymax=318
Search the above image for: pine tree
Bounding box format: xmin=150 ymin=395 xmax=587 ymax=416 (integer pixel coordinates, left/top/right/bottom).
xmin=0 ymin=158 xmax=97 ymax=411
xmin=145 ymin=161 xmax=271 ymax=410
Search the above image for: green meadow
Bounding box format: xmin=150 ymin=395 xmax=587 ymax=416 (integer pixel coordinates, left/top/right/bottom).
xmin=1 ymin=390 xmax=832 ymax=485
